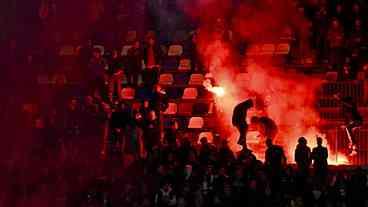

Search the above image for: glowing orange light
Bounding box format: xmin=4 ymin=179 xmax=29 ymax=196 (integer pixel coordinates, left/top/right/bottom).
xmin=203 ymin=79 xmax=226 ymax=97
xmin=209 ymin=86 xmax=226 ymax=97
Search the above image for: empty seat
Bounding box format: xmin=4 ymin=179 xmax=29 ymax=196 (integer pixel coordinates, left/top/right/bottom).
xmin=168 ymin=45 xmax=183 ymax=56
xmin=159 ymin=73 xmax=174 ymax=85
xmin=121 ymin=88 xmax=135 ymax=100
xmin=178 ymin=103 xmax=194 ymax=116
xmin=275 ymin=43 xmax=290 ymax=55
xmin=59 ymin=45 xmax=75 ymax=56
xmin=93 ymin=45 xmax=105 ymax=55
xmin=188 ymin=117 xmax=204 ymax=129
xmin=178 ymin=59 xmax=191 ymax=71
xmin=325 ymin=72 xmax=338 ymax=82
xmin=189 ymin=74 xmax=204 ymax=85
xmin=163 ymin=102 xmax=178 ymax=115
xmin=182 ymin=87 xmax=198 ymax=99
xmin=121 ymin=45 xmax=132 ymax=56
xmin=260 ymin=44 xmax=275 ymax=55
xmin=198 ymin=131 xmax=214 ymax=143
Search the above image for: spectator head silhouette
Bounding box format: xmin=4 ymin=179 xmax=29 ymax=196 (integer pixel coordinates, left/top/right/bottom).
xmin=298 ymin=136 xmax=307 ymax=146
xmin=317 ymin=137 xmax=323 ymax=146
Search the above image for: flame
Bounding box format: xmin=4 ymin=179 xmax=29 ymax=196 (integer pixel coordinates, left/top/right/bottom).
xmin=203 ymin=78 xmax=226 ymax=97
xmin=208 ymin=86 xmax=226 ymax=97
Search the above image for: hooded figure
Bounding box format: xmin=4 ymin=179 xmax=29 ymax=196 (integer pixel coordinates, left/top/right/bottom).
xmin=232 ymin=99 xmax=254 ymax=147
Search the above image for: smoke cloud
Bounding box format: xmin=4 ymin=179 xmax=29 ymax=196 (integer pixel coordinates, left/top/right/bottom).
xmin=183 ymin=0 xmax=348 ymax=163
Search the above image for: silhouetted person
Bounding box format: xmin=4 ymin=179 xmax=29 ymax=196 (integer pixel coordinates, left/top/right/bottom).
xmin=126 ymin=40 xmax=143 ymax=86
xmin=311 ymin=137 xmax=328 ymax=183
xmin=198 ymin=137 xmax=216 ymax=165
xmin=143 ymin=35 xmax=162 ymax=87
xmin=232 ymin=99 xmax=254 ymax=147
xmin=334 ymin=94 xmax=363 ymax=155
xmin=294 ymin=137 xmax=311 ymax=193
xmin=294 ymin=137 xmax=311 ymax=175
xmin=265 ymin=138 xmax=286 ymax=196
xmin=217 ymin=139 xmax=235 ymax=166
xmin=250 ymin=116 xmax=278 ymax=140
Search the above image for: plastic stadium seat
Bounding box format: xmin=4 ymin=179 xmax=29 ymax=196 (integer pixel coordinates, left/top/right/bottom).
xmin=189 ymin=74 xmax=204 ymax=86
xmin=260 ymin=44 xmax=275 ymax=55
xmin=93 ymin=45 xmax=105 ymax=55
xmin=182 ymin=87 xmax=198 ymax=99
xmin=168 ymin=45 xmax=183 ymax=56
xmin=178 ymin=103 xmax=194 ymax=116
xmin=325 ymin=72 xmax=338 ymax=82
xmin=198 ymin=132 xmax=214 ymax=144
xmin=59 ymin=45 xmax=75 ymax=56
xmin=178 ymin=59 xmax=191 ymax=71
xmin=121 ymin=88 xmax=135 ymax=100
xmin=121 ymin=45 xmax=132 ymax=56
xmin=159 ymin=73 xmax=174 ymax=85
xmin=275 ymin=43 xmax=290 ymax=55
xmin=126 ymin=30 xmax=137 ymax=42
xmin=188 ymin=117 xmax=204 ymax=129
xmin=163 ymin=102 xmax=178 ymax=115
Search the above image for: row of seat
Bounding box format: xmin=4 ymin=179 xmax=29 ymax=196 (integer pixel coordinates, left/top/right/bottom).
xmin=159 ymin=73 xmax=203 ymax=86
xmin=163 ymin=116 xmax=217 ymax=130
xmin=247 ymin=43 xmax=290 ymax=56
xmin=163 ymin=102 xmax=214 ymax=116
xmin=121 ymin=87 xmax=211 ymax=100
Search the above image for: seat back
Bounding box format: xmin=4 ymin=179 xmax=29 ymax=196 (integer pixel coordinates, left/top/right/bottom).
xmin=177 ymin=102 xmax=193 ymax=116
xmin=275 ymin=43 xmax=290 ymax=55
xmin=189 ymin=74 xmax=204 ymax=86
xmin=178 ymin=59 xmax=191 ymax=71
xmin=163 ymin=102 xmax=178 ymax=115
xmin=159 ymin=73 xmax=174 ymax=85
xmin=121 ymin=45 xmax=132 ymax=56
xmin=188 ymin=117 xmax=204 ymax=129
xmin=121 ymin=88 xmax=135 ymax=100
xmin=59 ymin=45 xmax=75 ymax=56
xmin=168 ymin=45 xmax=183 ymax=56
xmin=93 ymin=45 xmax=105 ymax=55
xmin=182 ymin=87 xmax=198 ymax=99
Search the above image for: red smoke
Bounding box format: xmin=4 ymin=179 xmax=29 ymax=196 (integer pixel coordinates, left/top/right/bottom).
xmin=184 ymin=0 xmax=349 ymax=164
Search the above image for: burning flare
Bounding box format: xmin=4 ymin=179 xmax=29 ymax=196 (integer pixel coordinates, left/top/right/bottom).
xmin=203 ymin=78 xmax=226 ymax=97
